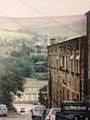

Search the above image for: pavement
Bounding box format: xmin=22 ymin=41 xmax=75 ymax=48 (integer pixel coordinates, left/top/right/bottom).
xmin=0 ymin=103 xmax=34 ymax=120
xmin=0 ymin=113 xmax=32 ymax=120
xmin=13 ymin=104 xmax=34 ymax=113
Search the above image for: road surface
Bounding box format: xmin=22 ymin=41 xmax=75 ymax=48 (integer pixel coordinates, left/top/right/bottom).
xmin=0 ymin=114 xmax=32 ymax=120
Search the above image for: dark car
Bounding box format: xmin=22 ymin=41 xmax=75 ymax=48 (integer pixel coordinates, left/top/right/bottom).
xmin=56 ymin=101 xmax=90 ymax=120
xmin=20 ymin=108 xmax=25 ymax=114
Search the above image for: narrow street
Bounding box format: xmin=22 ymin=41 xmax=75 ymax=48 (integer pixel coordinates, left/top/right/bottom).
xmin=0 ymin=114 xmax=32 ymax=120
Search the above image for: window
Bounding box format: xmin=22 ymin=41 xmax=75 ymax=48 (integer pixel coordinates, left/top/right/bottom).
xmin=60 ymin=55 xmax=67 ymax=70
xmin=71 ymin=60 xmax=74 ymax=73
xmin=56 ymin=56 xmax=59 ymax=69
xmin=62 ymin=89 xmax=65 ymax=101
xmin=77 ymin=94 xmax=79 ymax=100
xmin=67 ymin=90 xmax=70 ymax=100
xmin=76 ymin=55 xmax=80 ymax=74
xmin=61 ymin=56 xmax=64 ymax=67
xmin=70 ymin=54 xmax=74 ymax=74
xmin=72 ymin=92 xmax=75 ymax=100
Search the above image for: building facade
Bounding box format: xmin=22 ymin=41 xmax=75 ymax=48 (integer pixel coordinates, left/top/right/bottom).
xmin=48 ymin=36 xmax=86 ymax=107
xmin=48 ymin=11 xmax=90 ymax=107
xmin=86 ymin=11 xmax=90 ymax=101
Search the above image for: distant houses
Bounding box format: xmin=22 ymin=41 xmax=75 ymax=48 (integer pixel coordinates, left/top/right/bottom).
xmin=14 ymin=78 xmax=48 ymax=104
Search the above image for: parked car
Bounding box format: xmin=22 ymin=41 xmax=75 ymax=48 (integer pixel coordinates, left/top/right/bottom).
xmin=43 ymin=108 xmax=50 ymax=120
xmin=56 ymin=101 xmax=90 ymax=120
xmin=31 ymin=104 xmax=45 ymax=120
xmin=0 ymin=104 xmax=8 ymax=117
xmin=45 ymin=108 xmax=60 ymax=120
xmin=20 ymin=108 xmax=25 ymax=114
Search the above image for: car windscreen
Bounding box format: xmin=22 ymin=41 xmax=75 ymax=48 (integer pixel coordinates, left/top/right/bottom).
xmin=64 ymin=106 xmax=87 ymax=110
xmin=0 ymin=105 xmax=7 ymax=110
xmin=35 ymin=107 xmax=44 ymax=111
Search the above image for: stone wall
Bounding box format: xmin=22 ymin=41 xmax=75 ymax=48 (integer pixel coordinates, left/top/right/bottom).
xmin=48 ymin=37 xmax=85 ymax=107
xmin=86 ymin=11 xmax=90 ymax=101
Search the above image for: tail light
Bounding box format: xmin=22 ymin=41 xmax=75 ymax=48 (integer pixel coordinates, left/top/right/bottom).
xmin=49 ymin=114 xmax=51 ymax=119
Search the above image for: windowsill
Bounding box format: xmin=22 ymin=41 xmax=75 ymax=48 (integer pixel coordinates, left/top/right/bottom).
xmin=66 ymin=69 xmax=69 ymax=73
xmin=59 ymin=66 xmax=63 ymax=70
xmin=59 ymin=67 xmax=69 ymax=73
xmin=71 ymin=71 xmax=74 ymax=75
xmin=75 ymin=73 xmax=80 ymax=76
xmin=63 ymin=80 xmax=67 ymax=84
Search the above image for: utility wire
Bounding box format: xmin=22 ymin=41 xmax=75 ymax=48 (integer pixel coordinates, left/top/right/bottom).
xmin=0 ymin=9 xmax=50 ymax=46
xmin=0 ymin=9 xmax=36 ymax=35
xmin=18 ymin=0 xmax=84 ymax=35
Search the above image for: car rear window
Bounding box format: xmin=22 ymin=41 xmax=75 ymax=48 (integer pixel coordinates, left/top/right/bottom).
xmin=52 ymin=109 xmax=60 ymax=115
xmin=35 ymin=107 xmax=44 ymax=111
xmin=64 ymin=106 xmax=87 ymax=110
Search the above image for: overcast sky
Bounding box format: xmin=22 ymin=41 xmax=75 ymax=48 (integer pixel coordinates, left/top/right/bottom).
xmin=0 ymin=0 xmax=90 ymax=17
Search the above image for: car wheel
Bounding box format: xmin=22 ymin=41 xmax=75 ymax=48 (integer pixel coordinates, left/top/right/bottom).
xmin=4 ymin=114 xmax=7 ymax=117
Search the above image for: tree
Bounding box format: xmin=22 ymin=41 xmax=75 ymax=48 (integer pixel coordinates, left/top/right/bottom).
xmin=0 ymin=61 xmax=25 ymax=111
xmin=11 ymin=50 xmax=34 ymax=77
xmin=31 ymin=55 xmax=47 ymax=63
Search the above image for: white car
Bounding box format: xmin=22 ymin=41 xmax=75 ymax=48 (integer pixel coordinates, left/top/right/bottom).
xmin=0 ymin=104 xmax=8 ymax=117
xmin=45 ymin=108 xmax=60 ymax=120
xmin=31 ymin=104 xmax=45 ymax=119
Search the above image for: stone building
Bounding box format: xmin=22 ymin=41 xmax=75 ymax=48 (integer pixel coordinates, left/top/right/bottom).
xmin=14 ymin=78 xmax=48 ymax=104
xmin=48 ymin=11 xmax=90 ymax=107
xmin=48 ymin=36 xmax=86 ymax=107
xmin=86 ymin=11 xmax=90 ymax=101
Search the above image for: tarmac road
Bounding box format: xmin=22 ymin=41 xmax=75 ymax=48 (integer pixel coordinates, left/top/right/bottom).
xmin=0 ymin=114 xmax=32 ymax=120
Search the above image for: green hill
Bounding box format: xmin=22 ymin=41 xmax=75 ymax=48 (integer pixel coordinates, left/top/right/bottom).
xmin=0 ymin=15 xmax=86 ymax=43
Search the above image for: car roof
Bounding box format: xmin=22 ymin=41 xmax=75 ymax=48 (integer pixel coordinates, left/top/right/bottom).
xmin=34 ymin=104 xmax=45 ymax=107
xmin=62 ymin=101 xmax=90 ymax=106
xmin=49 ymin=108 xmax=60 ymax=112
xmin=0 ymin=104 xmax=7 ymax=107
xmin=50 ymin=108 xmax=60 ymax=109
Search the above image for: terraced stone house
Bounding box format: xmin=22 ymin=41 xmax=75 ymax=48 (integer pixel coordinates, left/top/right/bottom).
xmin=48 ymin=11 xmax=90 ymax=107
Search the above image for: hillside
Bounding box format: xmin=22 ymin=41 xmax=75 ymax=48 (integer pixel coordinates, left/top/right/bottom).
xmin=0 ymin=15 xmax=86 ymax=58
xmin=0 ymin=15 xmax=86 ymax=42
xmin=0 ymin=15 xmax=86 ymax=80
